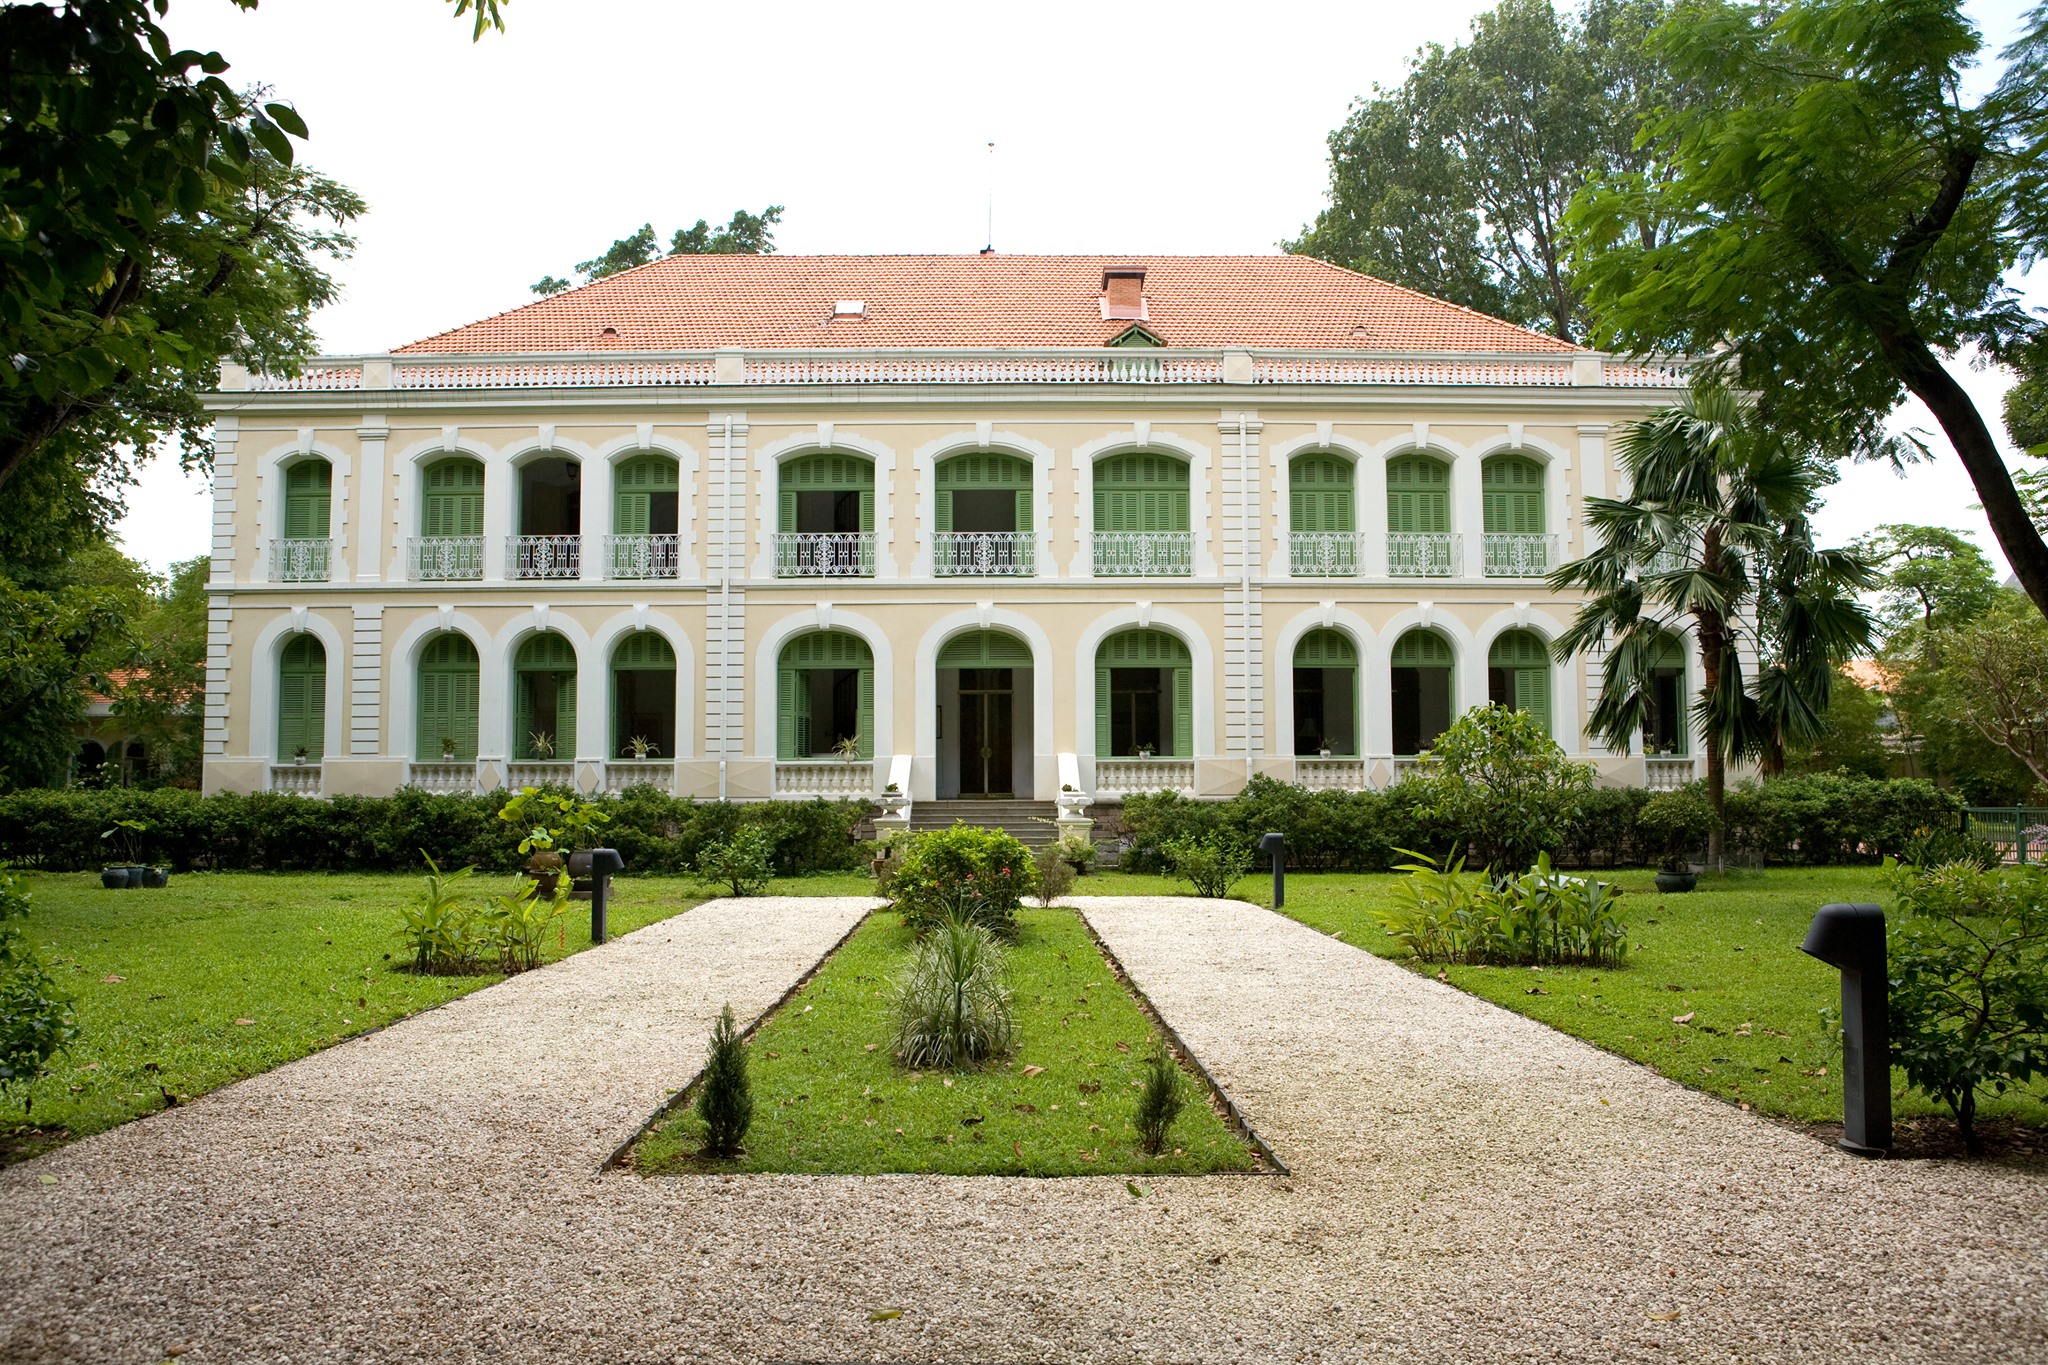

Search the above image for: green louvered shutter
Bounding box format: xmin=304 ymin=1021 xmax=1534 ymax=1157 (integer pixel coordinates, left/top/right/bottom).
xmin=1015 ymin=488 xmax=1031 ymax=537
xmin=778 ymin=489 xmax=797 ymax=533
xmin=856 ymin=667 xmax=873 ymax=759
xmin=423 ymin=459 xmax=483 ymax=537
xmin=777 ymin=667 xmax=800 ymax=759
xmin=1488 ymin=631 xmax=1551 ymax=735
xmin=1483 ymin=456 xmax=1545 ymax=535
xmin=1291 ymin=457 xmax=1353 ymax=534
xmin=1388 ymin=456 xmax=1450 ymax=534
xmin=859 ymin=488 xmax=874 ymax=533
xmin=935 ymin=488 xmax=953 ymax=533
xmin=1171 ymin=665 xmax=1192 ymax=757
xmin=277 ymin=636 xmax=326 ymax=760
xmin=417 ymin=635 xmax=480 ymax=761
xmin=284 ymin=462 xmax=331 ymax=539
xmin=614 ymin=485 xmax=650 ymax=536
xmin=417 ymin=673 xmax=450 ymax=760
xmin=514 ymin=672 xmax=533 ymax=754
xmin=1516 ymin=666 xmax=1551 ymax=734
xmin=1095 ymin=666 xmax=1112 ymax=755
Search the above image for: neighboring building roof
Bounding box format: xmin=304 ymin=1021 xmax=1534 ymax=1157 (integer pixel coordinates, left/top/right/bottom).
xmin=395 ymin=255 xmax=1583 ymax=355
xmin=1841 ymin=658 xmax=1899 ymax=693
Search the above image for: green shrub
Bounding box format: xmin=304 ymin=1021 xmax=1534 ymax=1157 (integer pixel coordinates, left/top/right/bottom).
xmin=1053 ymin=834 xmax=1098 ymax=874
xmin=1402 ymin=705 xmax=1594 ymax=878
xmin=1637 ymin=789 xmax=1715 ymax=873
xmin=695 ymin=827 xmax=775 ymax=897
xmin=696 ymin=1004 xmax=755 ymax=1158
xmin=1133 ymin=1048 xmax=1187 ymax=1155
xmin=1031 ymin=843 xmax=1076 ymax=907
xmin=1722 ymin=774 xmax=1961 ymax=865
xmin=497 ymin=786 xmax=611 ymax=862
xmin=1162 ymin=834 xmax=1252 ymax=899
xmin=1885 ymin=860 xmax=2048 ymax=1154
xmin=0 ymin=869 xmax=77 ymax=1113
xmin=1559 ymin=786 xmax=1651 ymax=868
xmin=1116 ymin=790 xmax=1225 ymax=873
xmin=1899 ymin=823 xmax=2002 ymax=872
xmin=893 ymin=915 xmax=1015 ymax=1070
xmin=479 ymin=875 xmax=569 ymax=972
xmin=889 ymin=825 xmax=1036 ymax=937
xmin=1374 ymin=851 xmax=1629 ymax=967
xmin=395 ymin=854 xmax=482 ymax=973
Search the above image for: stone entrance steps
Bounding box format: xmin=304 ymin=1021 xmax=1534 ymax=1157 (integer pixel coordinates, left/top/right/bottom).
xmin=907 ymin=799 xmax=1061 ymax=847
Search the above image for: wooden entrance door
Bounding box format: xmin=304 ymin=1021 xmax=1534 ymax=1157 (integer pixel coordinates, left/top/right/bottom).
xmin=957 ymin=668 xmax=1013 ymax=797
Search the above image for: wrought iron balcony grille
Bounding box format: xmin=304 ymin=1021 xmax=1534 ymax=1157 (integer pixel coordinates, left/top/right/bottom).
xmin=933 ymin=531 xmax=1034 ymax=577
xmin=774 ymin=532 xmax=875 ymax=577
xmin=1092 ymin=531 xmax=1193 ymax=577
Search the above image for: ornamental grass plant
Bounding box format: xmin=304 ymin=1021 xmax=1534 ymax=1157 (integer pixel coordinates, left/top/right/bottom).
xmin=893 ymin=913 xmax=1015 ymax=1070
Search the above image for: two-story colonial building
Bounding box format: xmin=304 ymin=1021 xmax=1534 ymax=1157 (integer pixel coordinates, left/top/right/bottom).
xmin=199 ymin=254 xmax=1700 ymax=820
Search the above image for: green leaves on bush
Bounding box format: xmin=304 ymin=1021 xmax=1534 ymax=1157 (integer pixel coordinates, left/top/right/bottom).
xmin=888 ymin=825 xmax=1036 ymax=938
xmin=893 ymin=914 xmax=1016 ymax=1070
xmin=696 ymin=1004 xmax=754 ymax=1159
xmin=1161 ymin=835 xmax=1251 ymax=899
xmin=0 ymin=869 xmax=76 ymax=1111
xmin=396 ymin=854 xmax=481 ymax=973
xmin=479 ymin=877 xmax=569 ymax=972
xmin=1403 ymin=705 xmax=1594 ymax=879
xmin=496 ymin=786 xmax=610 ymax=858
xmin=1031 ymin=842 xmax=1076 ymax=907
xmin=1133 ymin=1048 xmax=1186 ymax=1155
xmin=1885 ymin=860 xmax=2048 ymax=1154
xmin=1637 ymin=789 xmax=1715 ymax=873
xmin=1374 ymin=851 xmax=1629 ymax=967
xmin=695 ymin=827 xmax=775 ymax=897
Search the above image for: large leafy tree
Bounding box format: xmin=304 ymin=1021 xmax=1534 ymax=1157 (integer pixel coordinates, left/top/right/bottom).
xmin=530 ymin=207 xmax=786 ymax=296
xmin=1567 ymin=0 xmax=2048 ymax=619
xmin=0 ymin=0 xmax=499 ymax=494
xmin=1551 ymin=384 xmax=1874 ymax=869
xmin=1909 ymin=592 xmax=2048 ymax=795
xmin=1290 ymin=0 xmax=1672 ymax=341
xmin=1854 ymin=524 xmax=2004 ymax=640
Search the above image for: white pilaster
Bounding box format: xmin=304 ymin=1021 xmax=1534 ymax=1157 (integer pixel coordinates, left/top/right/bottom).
xmin=350 ymin=605 xmax=385 ymax=756
xmin=355 ymin=418 xmax=388 ymax=582
xmin=1453 ymin=450 xmax=1485 ymax=579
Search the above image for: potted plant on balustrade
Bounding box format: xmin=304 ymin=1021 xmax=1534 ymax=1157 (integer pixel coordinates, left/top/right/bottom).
xmin=1636 ymin=788 xmax=1714 ymax=893
xmin=498 ymin=787 xmax=613 ymax=900
xmin=834 ymin=734 xmax=862 ymax=764
xmin=528 ymin=731 xmax=556 ymax=761
xmin=439 ymin=736 xmax=459 ymax=762
xmin=622 ymin=734 xmax=661 ymax=762
xmin=292 ymin=744 xmax=309 ymax=767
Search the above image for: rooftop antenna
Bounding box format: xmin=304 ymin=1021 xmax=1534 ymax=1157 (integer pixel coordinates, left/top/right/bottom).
xmin=982 ymin=141 xmax=995 ymax=255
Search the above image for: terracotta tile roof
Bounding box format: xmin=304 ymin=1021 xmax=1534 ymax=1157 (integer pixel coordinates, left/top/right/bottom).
xmin=394 ymin=255 xmax=1580 ymax=355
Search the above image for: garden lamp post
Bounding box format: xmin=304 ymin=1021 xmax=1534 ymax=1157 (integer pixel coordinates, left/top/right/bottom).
xmin=1799 ymin=902 xmax=1892 ymax=1157
xmin=570 ymin=848 xmax=627 ymax=945
xmin=1258 ymin=832 xmax=1286 ymax=909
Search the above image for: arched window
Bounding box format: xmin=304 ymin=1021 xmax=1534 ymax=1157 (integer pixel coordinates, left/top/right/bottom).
xmin=609 ymin=454 xmax=681 ymax=579
xmin=514 ymin=633 xmax=577 ymax=760
xmin=415 ymin=457 xmax=485 ymax=581
xmin=612 ymin=632 xmax=677 ymax=760
xmin=935 ymin=453 xmax=1033 ymax=575
xmin=1387 ymin=454 xmax=1454 ymax=578
xmin=778 ymin=454 xmax=874 ymax=576
xmin=416 ymin=634 xmax=480 ymax=761
xmin=1095 ymin=629 xmax=1192 ymax=757
xmin=1289 ymin=455 xmax=1357 ymax=576
xmin=1094 ymin=453 xmax=1189 ymax=533
xmin=512 ymin=455 xmax=581 ymax=579
xmin=777 ymin=632 xmax=873 ymax=760
xmin=283 ymin=460 xmax=332 ymax=539
xmin=1292 ymin=629 xmax=1359 ymax=756
xmin=278 ymin=635 xmax=327 ymax=762
xmin=1390 ymin=628 xmax=1455 ymax=755
xmin=1482 ymin=454 xmax=1548 ymax=577
xmin=1487 ymin=630 xmax=1551 ymax=736
xmin=1643 ymin=634 xmax=1689 ymax=756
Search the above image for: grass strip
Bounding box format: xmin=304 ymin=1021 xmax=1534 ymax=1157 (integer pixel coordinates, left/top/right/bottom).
xmin=634 ymin=907 xmax=1260 ymax=1176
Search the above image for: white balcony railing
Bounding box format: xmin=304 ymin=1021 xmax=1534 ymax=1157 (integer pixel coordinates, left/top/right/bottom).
xmin=605 ymin=533 xmax=681 ymax=580
xmin=1387 ymin=532 xmax=1460 ymax=578
xmin=1646 ymin=756 xmax=1696 ymax=791
xmin=1094 ymin=758 xmax=1196 ymax=798
xmin=1289 ymin=532 xmax=1362 ymax=577
xmin=1296 ymin=758 xmax=1368 ymax=791
xmin=408 ymin=536 xmax=484 ymax=581
xmin=269 ymin=538 xmax=332 ymax=583
xmin=774 ymin=532 xmax=875 ymax=577
xmin=934 ymin=531 xmax=1034 ymax=577
xmin=408 ymin=762 xmax=478 ymax=794
xmin=507 ymin=761 xmax=574 ymax=789
xmin=508 ymin=534 xmax=581 ymax=580
xmin=775 ymin=760 xmax=875 ymax=796
xmin=1483 ymin=533 xmax=1557 ymax=578
xmin=1640 ymin=547 xmax=1689 ymax=576
xmin=604 ymin=761 xmax=673 ymax=793
xmin=1093 ymin=531 xmax=1193 ymax=577
xmin=269 ymin=763 xmax=322 ymax=796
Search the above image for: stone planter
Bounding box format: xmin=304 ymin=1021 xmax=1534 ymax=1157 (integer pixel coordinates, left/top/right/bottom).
xmin=1655 ymin=869 xmax=1699 ymax=894
xmin=140 ymin=866 xmax=170 ymax=889
xmin=101 ymin=866 xmax=134 ymax=889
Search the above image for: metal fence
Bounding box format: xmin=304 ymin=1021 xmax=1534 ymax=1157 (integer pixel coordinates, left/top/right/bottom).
xmin=1962 ymin=807 xmax=2048 ymax=865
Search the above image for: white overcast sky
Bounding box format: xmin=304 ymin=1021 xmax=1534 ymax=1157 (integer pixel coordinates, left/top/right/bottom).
xmin=116 ymin=0 xmax=2047 ymax=578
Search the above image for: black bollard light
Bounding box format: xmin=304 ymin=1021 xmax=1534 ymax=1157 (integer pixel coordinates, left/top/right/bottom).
xmin=569 ymin=848 xmax=627 ymax=945
xmin=1799 ymin=903 xmax=1891 ymax=1157
xmin=1257 ymin=832 xmax=1286 ymax=909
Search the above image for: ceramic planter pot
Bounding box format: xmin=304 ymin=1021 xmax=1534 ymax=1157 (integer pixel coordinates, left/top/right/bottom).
xmin=141 ymin=866 xmax=170 ymax=889
xmin=1655 ymin=869 xmax=1699 ymax=894
xmin=101 ymin=866 xmax=133 ymax=889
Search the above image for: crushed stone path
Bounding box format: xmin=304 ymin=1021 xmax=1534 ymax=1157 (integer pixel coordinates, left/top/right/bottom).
xmin=1 ymin=894 xmax=2043 ymax=1364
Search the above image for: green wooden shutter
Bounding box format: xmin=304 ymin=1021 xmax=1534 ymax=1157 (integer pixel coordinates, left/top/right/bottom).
xmin=277 ymin=636 xmax=326 ymax=761
xmin=1483 ymin=457 xmax=1545 ymax=535
xmin=777 ymin=667 xmax=799 ymax=759
xmin=615 ymin=488 xmax=650 ymax=536
xmin=859 ymin=488 xmax=873 ymax=533
xmin=1516 ymin=666 xmax=1551 ymax=735
xmin=423 ymin=459 xmax=483 ymax=537
xmin=417 ymin=673 xmax=449 ymax=761
xmin=451 ymin=669 xmax=479 ymax=760
xmin=1014 ymin=488 xmax=1031 ymax=537
xmin=1389 ymin=456 xmax=1450 ymax=534
xmin=1095 ymin=666 xmax=1112 ymax=755
xmin=1488 ymin=631 xmax=1551 ymax=735
xmin=778 ymin=489 xmax=797 ymax=533
xmin=418 ymin=635 xmax=480 ymax=761
xmin=935 ymin=488 xmax=953 ymax=533
xmin=514 ymin=672 xmax=534 ymax=755
xmin=284 ymin=462 xmax=331 ymax=539
xmin=1171 ymin=666 xmax=1192 ymax=757
xmin=1291 ymin=457 xmax=1353 ymax=534
xmin=856 ymin=666 xmax=873 ymax=759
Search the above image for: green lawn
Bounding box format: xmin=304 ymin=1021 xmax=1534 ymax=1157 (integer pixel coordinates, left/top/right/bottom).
xmin=634 ymin=907 xmax=1260 ymax=1176
xmin=0 ymin=867 xmax=852 ymax=1163
xmin=1076 ymin=864 xmax=2048 ymax=1129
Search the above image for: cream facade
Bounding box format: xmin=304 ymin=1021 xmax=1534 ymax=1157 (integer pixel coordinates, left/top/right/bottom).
xmin=200 ymin=346 xmax=1704 ymax=811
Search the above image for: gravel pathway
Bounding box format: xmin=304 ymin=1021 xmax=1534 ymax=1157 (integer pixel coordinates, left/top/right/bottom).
xmin=2 ymin=893 xmax=2043 ymax=1364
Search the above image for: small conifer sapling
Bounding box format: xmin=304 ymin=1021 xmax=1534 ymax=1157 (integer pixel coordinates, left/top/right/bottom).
xmin=696 ymin=1003 xmax=754 ymax=1158
xmin=1134 ymin=1048 xmax=1186 ymax=1155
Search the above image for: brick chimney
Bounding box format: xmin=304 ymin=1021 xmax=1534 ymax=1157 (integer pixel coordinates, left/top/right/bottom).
xmin=1102 ymin=267 xmax=1146 ymax=320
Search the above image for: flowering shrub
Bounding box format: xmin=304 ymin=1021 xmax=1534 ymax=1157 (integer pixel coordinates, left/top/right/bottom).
xmin=888 ymin=824 xmax=1036 ymax=938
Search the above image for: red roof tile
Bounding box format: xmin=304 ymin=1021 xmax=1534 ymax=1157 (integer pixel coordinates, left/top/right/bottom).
xmin=394 ymin=255 xmax=1579 ymax=355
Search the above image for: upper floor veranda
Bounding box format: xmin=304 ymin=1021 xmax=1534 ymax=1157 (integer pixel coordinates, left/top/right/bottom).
xmin=205 ymin=343 xmax=1692 ymax=594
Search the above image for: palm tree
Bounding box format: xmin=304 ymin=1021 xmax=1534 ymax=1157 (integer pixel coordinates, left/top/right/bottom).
xmin=1550 ymin=383 xmax=1874 ymax=870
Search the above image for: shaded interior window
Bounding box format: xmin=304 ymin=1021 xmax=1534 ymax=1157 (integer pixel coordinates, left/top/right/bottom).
xmin=1391 ymin=667 xmax=1453 ymax=755
xmin=1109 ymin=667 xmax=1168 ymax=756
xmin=613 ymin=670 xmax=675 ymax=757
xmin=1643 ymin=667 xmax=1686 ymax=754
xmin=800 ymin=669 xmax=861 ymax=754
xmin=796 ymin=489 xmax=863 ymax=534
xmin=1293 ymin=669 xmax=1356 ymax=756
xmin=949 ymin=489 xmax=1016 ymax=533
xmin=518 ymin=457 xmax=581 ymax=536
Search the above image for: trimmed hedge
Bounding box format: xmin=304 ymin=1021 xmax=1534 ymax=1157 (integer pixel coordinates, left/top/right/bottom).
xmin=0 ymin=787 xmax=876 ymax=877
xmin=1114 ymin=772 xmax=1960 ymax=873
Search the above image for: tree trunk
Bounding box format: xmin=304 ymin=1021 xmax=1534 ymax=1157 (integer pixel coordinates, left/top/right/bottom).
xmin=1695 ymin=592 xmax=1728 ymax=874
xmin=1873 ymin=328 xmax=2048 ymax=622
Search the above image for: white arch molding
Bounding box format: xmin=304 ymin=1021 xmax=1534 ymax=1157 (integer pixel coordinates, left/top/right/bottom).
xmin=588 ymin=609 xmax=699 ymax=762
xmin=910 ymin=430 xmax=1060 ymax=580
xmin=1069 ymin=428 xmax=1216 ymax=578
xmin=1469 ymin=429 xmax=1577 ymax=559
xmin=590 ymin=430 xmax=704 ymax=581
xmin=252 ymin=436 xmax=355 ymax=585
xmin=1366 ymin=608 xmax=1482 ymax=757
xmin=1268 ymin=606 xmax=1379 ymax=760
xmin=1070 ymin=606 xmax=1218 ymax=770
xmin=492 ymin=612 xmax=596 ymax=762
xmin=1265 ymin=431 xmax=1375 ymax=580
xmin=391 ymin=433 xmax=498 ymax=584
xmin=911 ymin=609 xmax=1060 ymax=801
xmin=750 ymin=607 xmax=896 ymax=763
xmin=386 ymin=609 xmax=497 ymax=762
xmin=751 ymin=429 xmax=901 ymax=580
xmin=244 ymin=609 xmax=350 ymax=765
xmin=1472 ymin=607 xmax=1582 ymax=755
